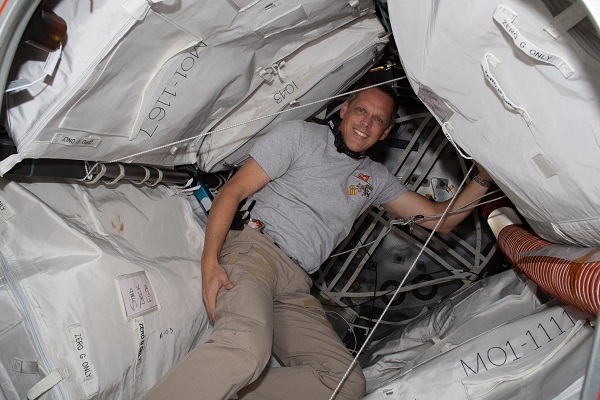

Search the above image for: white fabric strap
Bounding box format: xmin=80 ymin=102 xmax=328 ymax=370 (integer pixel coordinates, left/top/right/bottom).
xmin=105 ymin=163 xmax=126 ymax=185
xmin=0 ymin=154 xmax=24 ymax=177
xmin=27 ymin=368 xmax=67 ymax=400
xmin=544 ymin=1 xmax=588 ymax=39
xmin=5 ymin=45 xmax=62 ymax=93
xmin=88 ymin=163 xmax=108 ymax=184
xmin=441 ymin=122 xmax=473 ymax=160
xmin=493 ymin=5 xmax=575 ymax=78
xmin=147 ymin=167 xmax=163 ymax=187
xmin=131 ymin=166 xmax=151 ymax=185
xmin=481 ymin=53 xmax=532 ymax=126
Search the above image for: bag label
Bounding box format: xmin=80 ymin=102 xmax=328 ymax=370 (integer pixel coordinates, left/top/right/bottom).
xmin=51 ymin=133 xmax=102 ymax=148
xmin=117 ymin=271 xmax=159 ymax=321
xmin=68 ymin=324 xmax=99 ymax=396
xmin=133 ymin=317 xmax=147 ymax=379
xmin=459 ymin=307 xmax=578 ymax=377
xmin=137 ymin=42 xmax=207 ymax=139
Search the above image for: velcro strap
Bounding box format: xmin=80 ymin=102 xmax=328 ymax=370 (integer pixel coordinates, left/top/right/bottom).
xmin=12 ymin=360 xmax=40 ymax=374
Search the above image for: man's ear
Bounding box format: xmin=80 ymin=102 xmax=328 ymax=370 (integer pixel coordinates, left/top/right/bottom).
xmin=339 ymin=101 xmax=349 ymax=119
xmin=379 ymin=125 xmax=392 ymax=141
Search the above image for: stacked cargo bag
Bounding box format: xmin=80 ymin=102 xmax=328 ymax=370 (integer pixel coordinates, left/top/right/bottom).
xmin=361 ymin=270 xmax=594 ymax=399
xmin=360 ymin=269 xmax=543 ymax=392
xmin=0 ymin=179 xmax=210 ymax=399
xmin=2 ymin=0 xmax=374 ymax=172
xmin=388 ymin=0 xmax=600 ymax=247
xmin=197 ymin=13 xmax=389 ymax=172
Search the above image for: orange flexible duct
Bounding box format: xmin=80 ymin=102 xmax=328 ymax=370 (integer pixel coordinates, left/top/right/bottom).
xmin=487 ymin=207 xmax=600 ymax=317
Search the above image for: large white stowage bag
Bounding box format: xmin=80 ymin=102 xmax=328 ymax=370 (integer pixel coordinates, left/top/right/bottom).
xmin=2 ymin=0 xmax=375 ymax=172
xmin=197 ymin=13 xmax=389 ymax=172
xmin=0 ymin=179 xmax=210 ymax=399
xmin=388 ymin=0 xmax=600 ymax=247
xmin=362 ymin=270 xmax=594 ymax=399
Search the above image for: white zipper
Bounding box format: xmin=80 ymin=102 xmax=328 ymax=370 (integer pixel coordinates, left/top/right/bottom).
xmin=0 ymin=252 xmax=68 ymax=400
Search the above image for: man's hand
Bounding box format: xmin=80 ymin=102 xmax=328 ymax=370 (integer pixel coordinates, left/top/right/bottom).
xmin=383 ymin=161 xmax=494 ymax=234
xmin=200 ymin=157 xmax=270 ymax=322
xmin=201 ymin=260 xmax=234 ymax=322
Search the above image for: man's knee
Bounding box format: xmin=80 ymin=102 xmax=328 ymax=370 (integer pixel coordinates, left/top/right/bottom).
xmin=211 ymin=326 xmax=272 ymax=381
xmin=332 ymin=364 xmax=366 ymax=400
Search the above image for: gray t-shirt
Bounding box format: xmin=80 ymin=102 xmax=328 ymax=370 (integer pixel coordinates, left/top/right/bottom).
xmin=249 ymin=120 xmax=407 ymax=274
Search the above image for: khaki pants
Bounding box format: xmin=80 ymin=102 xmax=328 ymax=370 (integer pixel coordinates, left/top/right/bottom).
xmin=143 ymin=226 xmax=365 ymax=400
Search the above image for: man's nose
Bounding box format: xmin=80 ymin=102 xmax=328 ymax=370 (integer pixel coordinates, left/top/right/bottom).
xmin=360 ymin=115 xmax=371 ymax=128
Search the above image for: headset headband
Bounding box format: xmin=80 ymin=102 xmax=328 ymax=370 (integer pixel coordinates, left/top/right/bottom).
xmin=328 ymin=119 xmax=367 ymax=160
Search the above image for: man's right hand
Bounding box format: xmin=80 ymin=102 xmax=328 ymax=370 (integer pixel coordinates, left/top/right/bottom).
xmin=200 ymin=157 xmax=270 ymax=322
xmin=201 ymin=261 xmax=234 ymax=322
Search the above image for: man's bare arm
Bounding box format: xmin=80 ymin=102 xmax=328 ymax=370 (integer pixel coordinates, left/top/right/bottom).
xmin=383 ymin=165 xmax=493 ymax=234
xmin=201 ymin=157 xmax=271 ymax=320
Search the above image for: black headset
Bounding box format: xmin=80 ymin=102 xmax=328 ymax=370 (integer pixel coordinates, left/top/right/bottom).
xmin=327 ymin=119 xmax=367 ymax=160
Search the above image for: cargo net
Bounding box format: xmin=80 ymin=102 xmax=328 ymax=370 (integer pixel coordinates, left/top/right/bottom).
xmin=311 ymin=108 xmax=505 ymax=351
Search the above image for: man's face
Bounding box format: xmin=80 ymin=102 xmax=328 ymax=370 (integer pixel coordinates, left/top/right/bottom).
xmin=338 ymin=88 xmax=394 ymax=155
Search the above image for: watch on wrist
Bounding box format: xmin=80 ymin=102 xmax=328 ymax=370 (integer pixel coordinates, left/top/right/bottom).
xmin=473 ymin=175 xmax=493 ymax=187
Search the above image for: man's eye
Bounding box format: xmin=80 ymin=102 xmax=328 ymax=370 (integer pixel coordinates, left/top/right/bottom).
xmin=356 ymin=107 xmax=365 ymax=113
xmin=374 ymin=117 xmax=383 ymax=124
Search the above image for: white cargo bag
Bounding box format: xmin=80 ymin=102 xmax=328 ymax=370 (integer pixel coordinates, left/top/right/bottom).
xmin=388 ymin=0 xmax=600 ymax=247
xmin=0 ymin=179 xmax=210 ymax=399
xmin=197 ymin=13 xmax=388 ymax=172
xmin=2 ymin=0 xmax=373 ymax=171
xmin=363 ymin=302 xmax=593 ymax=400
xmin=361 ymin=269 xmax=543 ymax=392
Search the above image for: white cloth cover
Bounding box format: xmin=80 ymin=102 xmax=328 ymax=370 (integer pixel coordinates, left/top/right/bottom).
xmin=362 ymin=270 xmax=593 ymax=400
xmin=388 ymin=0 xmax=600 ymax=247
xmin=361 ymin=269 xmax=543 ymax=392
xmin=2 ymin=0 xmax=373 ymax=171
xmin=0 ymin=179 xmax=209 ymax=400
xmin=197 ymin=13 xmax=388 ymax=172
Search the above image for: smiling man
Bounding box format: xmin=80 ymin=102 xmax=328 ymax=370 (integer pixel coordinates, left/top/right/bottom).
xmin=338 ymin=85 xmax=394 ymax=153
xmin=144 ymin=85 xmax=494 ymax=400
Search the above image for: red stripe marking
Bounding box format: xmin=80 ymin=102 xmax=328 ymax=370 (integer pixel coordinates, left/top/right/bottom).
xmin=0 ymin=0 xmax=8 ymax=15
